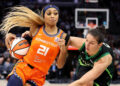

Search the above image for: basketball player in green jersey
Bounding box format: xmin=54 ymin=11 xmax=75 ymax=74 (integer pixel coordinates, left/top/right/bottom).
xmin=67 ymin=26 xmax=114 ymax=86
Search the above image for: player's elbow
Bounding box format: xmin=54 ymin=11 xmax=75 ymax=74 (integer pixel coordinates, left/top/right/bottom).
xmin=56 ymin=63 xmax=64 ymax=69
xmin=110 ymin=56 xmax=112 ymax=63
xmin=107 ymin=55 xmax=113 ymax=66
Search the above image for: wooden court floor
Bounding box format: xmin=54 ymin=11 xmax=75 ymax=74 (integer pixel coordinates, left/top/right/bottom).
xmin=0 ymin=80 xmax=120 ymax=86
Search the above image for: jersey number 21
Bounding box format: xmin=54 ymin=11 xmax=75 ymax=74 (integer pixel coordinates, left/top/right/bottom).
xmin=37 ymin=45 xmax=49 ymax=56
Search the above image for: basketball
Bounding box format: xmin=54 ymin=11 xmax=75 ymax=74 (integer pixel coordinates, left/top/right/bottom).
xmin=9 ymin=37 xmax=30 ymax=59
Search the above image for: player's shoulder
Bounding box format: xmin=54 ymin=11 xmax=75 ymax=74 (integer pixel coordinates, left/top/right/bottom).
xmin=101 ymin=42 xmax=114 ymax=56
xmin=58 ymin=28 xmax=66 ymax=39
xmin=103 ymin=43 xmax=111 ymax=48
xmin=102 ymin=43 xmax=112 ymax=51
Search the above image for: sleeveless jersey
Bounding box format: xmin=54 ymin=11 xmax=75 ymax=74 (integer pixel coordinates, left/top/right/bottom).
xmin=76 ymin=43 xmax=114 ymax=86
xmin=24 ymin=26 xmax=64 ymax=74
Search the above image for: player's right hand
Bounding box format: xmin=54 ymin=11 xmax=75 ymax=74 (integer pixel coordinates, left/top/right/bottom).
xmin=5 ymin=33 xmax=16 ymax=49
xmin=5 ymin=33 xmax=16 ymax=43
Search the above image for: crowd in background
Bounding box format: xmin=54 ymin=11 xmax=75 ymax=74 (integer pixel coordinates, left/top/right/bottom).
xmin=0 ymin=0 xmax=120 ymax=84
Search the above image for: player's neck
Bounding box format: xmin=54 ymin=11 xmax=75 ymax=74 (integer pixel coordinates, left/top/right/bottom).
xmin=44 ymin=25 xmax=58 ymax=35
xmin=88 ymin=47 xmax=100 ymax=56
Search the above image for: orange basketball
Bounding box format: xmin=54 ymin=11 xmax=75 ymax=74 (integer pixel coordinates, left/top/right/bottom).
xmin=9 ymin=37 xmax=30 ymax=59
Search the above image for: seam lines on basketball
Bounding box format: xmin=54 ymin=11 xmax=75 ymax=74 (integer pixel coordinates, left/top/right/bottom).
xmin=13 ymin=40 xmax=29 ymax=51
xmin=14 ymin=47 xmax=29 ymax=55
xmin=11 ymin=38 xmax=25 ymax=50
xmin=13 ymin=53 xmax=25 ymax=56
xmin=10 ymin=40 xmax=14 ymax=50
xmin=11 ymin=39 xmax=25 ymax=51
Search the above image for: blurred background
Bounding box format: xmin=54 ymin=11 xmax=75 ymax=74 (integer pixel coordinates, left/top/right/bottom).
xmin=0 ymin=0 xmax=120 ymax=85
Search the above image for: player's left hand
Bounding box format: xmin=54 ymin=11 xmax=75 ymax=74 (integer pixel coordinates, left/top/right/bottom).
xmin=68 ymin=83 xmax=79 ymax=86
xmin=57 ymin=39 xmax=67 ymax=53
xmin=68 ymin=81 xmax=81 ymax=86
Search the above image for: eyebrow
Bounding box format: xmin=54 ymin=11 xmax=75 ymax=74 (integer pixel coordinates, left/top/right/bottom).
xmin=90 ymin=41 xmax=96 ymax=43
xmin=86 ymin=39 xmax=97 ymax=43
xmin=90 ymin=40 xmax=98 ymax=43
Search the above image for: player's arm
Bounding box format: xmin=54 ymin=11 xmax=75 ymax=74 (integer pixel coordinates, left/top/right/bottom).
xmin=57 ymin=36 xmax=85 ymax=69
xmin=56 ymin=33 xmax=69 ymax=69
xmin=68 ymin=54 xmax=112 ymax=86
xmin=22 ymin=26 xmax=39 ymax=38
xmin=69 ymin=36 xmax=86 ymax=49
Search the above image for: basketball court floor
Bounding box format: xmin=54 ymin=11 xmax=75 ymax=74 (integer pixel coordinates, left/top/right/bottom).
xmin=0 ymin=80 xmax=120 ymax=86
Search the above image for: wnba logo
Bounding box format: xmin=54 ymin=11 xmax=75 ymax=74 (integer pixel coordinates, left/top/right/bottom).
xmin=54 ymin=37 xmax=59 ymax=42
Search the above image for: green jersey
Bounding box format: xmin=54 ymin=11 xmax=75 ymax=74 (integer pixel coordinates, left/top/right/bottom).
xmin=76 ymin=43 xmax=114 ymax=86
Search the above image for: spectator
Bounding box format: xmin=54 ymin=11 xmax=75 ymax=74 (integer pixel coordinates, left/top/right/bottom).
xmin=2 ymin=57 xmax=11 ymax=78
xmin=49 ymin=61 xmax=58 ymax=79
xmin=0 ymin=54 xmax=4 ymax=79
xmin=70 ymin=68 xmax=77 ymax=81
xmin=3 ymin=50 xmax=10 ymax=59
xmin=116 ymin=62 xmax=120 ymax=79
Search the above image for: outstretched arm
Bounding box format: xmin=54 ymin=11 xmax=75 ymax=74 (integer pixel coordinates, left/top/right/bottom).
xmin=68 ymin=54 xmax=112 ymax=86
xmin=69 ymin=36 xmax=86 ymax=49
xmin=56 ymin=36 xmax=86 ymax=69
xmin=22 ymin=26 xmax=39 ymax=38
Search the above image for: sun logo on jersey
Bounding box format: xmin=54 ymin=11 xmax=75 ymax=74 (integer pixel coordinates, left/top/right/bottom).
xmin=54 ymin=37 xmax=59 ymax=42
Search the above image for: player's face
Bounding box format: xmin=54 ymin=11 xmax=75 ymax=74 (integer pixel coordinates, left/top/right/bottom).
xmin=85 ymin=34 xmax=102 ymax=56
xmin=44 ymin=8 xmax=59 ymax=26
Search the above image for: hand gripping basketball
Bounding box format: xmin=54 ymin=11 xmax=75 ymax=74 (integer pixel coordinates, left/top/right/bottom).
xmin=9 ymin=37 xmax=30 ymax=59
